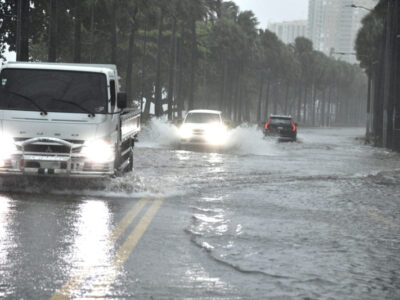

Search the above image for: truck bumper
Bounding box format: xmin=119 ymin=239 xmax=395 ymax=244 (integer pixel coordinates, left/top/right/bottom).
xmin=0 ymin=155 xmax=115 ymax=178
xmin=0 ymin=136 xmax=116 ymax=178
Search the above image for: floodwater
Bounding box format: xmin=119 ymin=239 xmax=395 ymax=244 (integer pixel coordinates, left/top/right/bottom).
xmin=0 ymin=120 xmax=399 ymax=299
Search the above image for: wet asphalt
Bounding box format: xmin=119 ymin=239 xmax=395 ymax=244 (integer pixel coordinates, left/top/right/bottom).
xmin=0 ymin=127 xmax=399 ymax=299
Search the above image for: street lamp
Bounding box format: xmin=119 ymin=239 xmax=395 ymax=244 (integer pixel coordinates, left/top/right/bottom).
xmin=346 ymin=4 xmax=373 ymax=12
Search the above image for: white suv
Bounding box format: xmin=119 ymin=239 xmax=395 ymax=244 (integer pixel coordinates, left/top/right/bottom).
xmin=179 ymin=110 xmax=227 ymax=146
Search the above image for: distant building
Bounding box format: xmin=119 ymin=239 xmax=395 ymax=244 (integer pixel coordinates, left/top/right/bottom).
xmin=307 ymin=0 xmax=378 ymax=63
xmin=268 ymin=20 xmax=308 ymax=45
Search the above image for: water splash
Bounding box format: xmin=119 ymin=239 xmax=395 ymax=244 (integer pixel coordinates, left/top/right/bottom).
xmin=137 ymin=119 xmax=278 ymax=156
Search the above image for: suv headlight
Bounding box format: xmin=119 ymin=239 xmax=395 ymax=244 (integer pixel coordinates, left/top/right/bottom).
xmin=0 ymin=134 xmax=17 ymax=160
xmin=205 ymin=124 xmax=227 ymax=145
xmin=179 ymin=125 xmax=192 ymax=139
xmin=81 ymin=139 xmax=114 ymax=163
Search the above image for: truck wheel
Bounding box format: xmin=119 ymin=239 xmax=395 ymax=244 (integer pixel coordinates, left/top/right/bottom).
xmin=125 ymin=147 xmax=134 ymax=172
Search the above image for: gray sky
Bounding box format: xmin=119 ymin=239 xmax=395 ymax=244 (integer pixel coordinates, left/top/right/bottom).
xmin=233 ymin=0 xmax=309 ymax=28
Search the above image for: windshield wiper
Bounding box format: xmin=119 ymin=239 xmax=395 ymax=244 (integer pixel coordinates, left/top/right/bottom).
xmin=51 ymin=98 xmax=96 ymax=117
xmin=5 ymin=90 xmax=48 ymax=115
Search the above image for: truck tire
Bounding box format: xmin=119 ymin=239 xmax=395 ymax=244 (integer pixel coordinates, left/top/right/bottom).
xmin=124 ymin=138 xmax=134 ymax=173
xmin=126 ymin=147 xmax=134 ymax=172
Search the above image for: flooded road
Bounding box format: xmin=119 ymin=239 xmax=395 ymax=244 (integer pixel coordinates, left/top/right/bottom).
xmin=0 ymin=125 xmax=399 ymax=299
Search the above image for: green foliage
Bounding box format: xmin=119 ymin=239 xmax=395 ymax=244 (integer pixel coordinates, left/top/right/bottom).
xmin=0 ymin=0 xmax=367 ymax=125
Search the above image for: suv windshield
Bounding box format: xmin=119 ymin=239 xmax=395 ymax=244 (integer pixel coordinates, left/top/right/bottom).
xmin=270 ymin=118 xmax=291 ymax=126
xmin=185 ymin=113 xmax=220 ymax=124
xmin=0 ymin=69 xmax=108 ymax=114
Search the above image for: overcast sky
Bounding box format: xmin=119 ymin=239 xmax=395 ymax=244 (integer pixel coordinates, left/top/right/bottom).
xmin=233 ymin=0 xmax=309 ymax=28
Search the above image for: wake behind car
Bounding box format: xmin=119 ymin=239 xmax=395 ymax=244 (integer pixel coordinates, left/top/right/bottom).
xmin=264 ymin=115 xmax=297 ymax=141
xmin=0 ymin=62 xmax=140 ymax=177
xmin=179 ymin=110 xmax=227 ymax=146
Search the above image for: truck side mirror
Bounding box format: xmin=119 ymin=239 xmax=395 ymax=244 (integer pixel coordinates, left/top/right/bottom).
xmin=117 ymin=92 xmax=127 ymax=109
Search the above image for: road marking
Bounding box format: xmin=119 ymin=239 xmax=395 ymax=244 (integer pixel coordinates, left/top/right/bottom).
xmin=51 ymin=198 xmax=149 ymax=300
xmin=84 ymin=199 xmax=164 ymax=298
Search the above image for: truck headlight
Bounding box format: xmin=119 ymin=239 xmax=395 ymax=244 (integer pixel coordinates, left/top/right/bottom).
xmin=81 ymin=139 xmax=114 ymax=163
xmin=205 ymin=124 xmax=227 ymax=145
xmin=179 ymin=125 xmax=192 ymax=139
xmin=0 ymin=134 xmax=17 ymax=160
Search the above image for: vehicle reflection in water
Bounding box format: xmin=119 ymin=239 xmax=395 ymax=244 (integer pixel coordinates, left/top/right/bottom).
xmin=66 ymin=200 xmax=114 ymax=298
xmin=0 ymin=196 xmax=11 ymax=265
xmin=0 ymin=196 xmax=13 ymax=298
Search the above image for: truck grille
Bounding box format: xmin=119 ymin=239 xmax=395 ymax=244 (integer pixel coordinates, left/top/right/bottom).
xmin=23 ymin=144 xmax=72 ymax=154
xmin=14 ymin=138 xmax=84 ymax=154
xmin=192 ymin=129 xmax=205 ymax=136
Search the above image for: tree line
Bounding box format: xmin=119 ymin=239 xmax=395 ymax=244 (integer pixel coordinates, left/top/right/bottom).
xmin=356 ymin=0 xmax=400 ymax=151
xmin=0 ymin=0 xmax=367 ymax=126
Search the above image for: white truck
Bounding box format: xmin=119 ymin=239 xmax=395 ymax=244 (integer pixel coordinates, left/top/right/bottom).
xmin=0 ymin=62 xmax=140 ymax=177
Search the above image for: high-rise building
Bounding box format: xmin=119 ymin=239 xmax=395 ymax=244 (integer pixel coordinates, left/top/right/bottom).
xmin=268 ymin=20 xmax=308 ymax=45
xmin=307 ymin=0 xmax=378 ymax=63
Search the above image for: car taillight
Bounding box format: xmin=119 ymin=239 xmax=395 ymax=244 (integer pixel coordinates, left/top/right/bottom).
xmin=265 ymin=120 xmax=270 ymax=130
xmin=291 ymin=121 xmax=296 ymax=132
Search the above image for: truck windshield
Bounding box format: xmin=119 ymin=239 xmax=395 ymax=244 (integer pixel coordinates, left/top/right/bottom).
xmin=0 ymin=69 xmax=108 ymax=114
xmin=185 ymin=113 xmax=220 ymax=124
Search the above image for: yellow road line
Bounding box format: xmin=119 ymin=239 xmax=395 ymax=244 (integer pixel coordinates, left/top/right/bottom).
xmin=84 ymin=199 xmax=164 ymax=298
xmin=51 ymin=198 xmax=149 ymax=300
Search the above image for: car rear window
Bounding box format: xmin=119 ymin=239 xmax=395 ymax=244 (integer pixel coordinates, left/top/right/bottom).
xmin=270 ymin=118 xmax=291 ymax=126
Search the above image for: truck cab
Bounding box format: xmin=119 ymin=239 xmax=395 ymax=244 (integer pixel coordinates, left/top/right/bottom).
xmin=0 ymin=62 xmax=140 ymax=177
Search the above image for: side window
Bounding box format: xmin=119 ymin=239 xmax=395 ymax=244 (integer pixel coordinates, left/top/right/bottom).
xmin=110 ymin=80 xmax=116 ymax=108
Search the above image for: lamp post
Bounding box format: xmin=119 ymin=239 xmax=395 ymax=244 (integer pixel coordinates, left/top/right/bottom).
xmin=346 ymin=4 xmax=373 ymax=12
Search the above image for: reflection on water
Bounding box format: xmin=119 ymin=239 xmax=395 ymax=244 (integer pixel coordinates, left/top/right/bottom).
xmin=66 ymin=200 xmax=114 ymax=298
xmin=0 ymin=196 xmax=10 ymax=266
xmin=72 ymin=200 xmax=111 ymax=266
xmin=0 ymin=196 xmax=16 ymax=299
xmin=0 ymin=196 xmax=12 ymax=299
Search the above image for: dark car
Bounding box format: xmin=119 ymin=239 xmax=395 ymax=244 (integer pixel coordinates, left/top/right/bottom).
xmin=263 ymin=115 xmax=297 ymax=141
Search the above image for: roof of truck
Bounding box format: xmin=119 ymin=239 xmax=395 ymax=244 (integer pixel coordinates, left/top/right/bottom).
xmin=1 ymin=62 xmax=117 ymax=75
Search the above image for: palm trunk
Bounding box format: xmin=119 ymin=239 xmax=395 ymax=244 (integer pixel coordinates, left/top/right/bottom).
xmin=284 ymin=82 xmax=290 ymax=115
xmin=257 ymin=71 xmax=264 ymax=123
xmin=110 ymin=0 xmax=117 ymax=64
xmin=312 ymin=84 xmax=317 ymax=126
xmin=188 ymin=19 xmax=197 ymax=111
xmin=176 ymin=34 xmax=184 ymax=119
xmin=20 ymin=0 xmax=29 ymax=61
xmin=264 ymin=79 xmax=271 ymax=121
xmin=154 ymin=11 xmax=164 ymax=117
xmin=140 ymin=24 xmax=148 ymax=115
xmin=73 ymin=0 xmax=82 ymax=63
xmin=48 ymin=0 xmax=57 ymax=62
xmin=297 ymin=82 xmax=302 ymax=121
xmin=167 ymin=17 xmax=177 ymax=121
xmin=126 ymin=23 xmax=137 ymax=99
xmin=327 ymin=86 xmax=332 ymax=127
xmin=321 ymin=89 xmax=326 ymax=127
xmin=303 ymin=85 xmax=308 ymax=123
